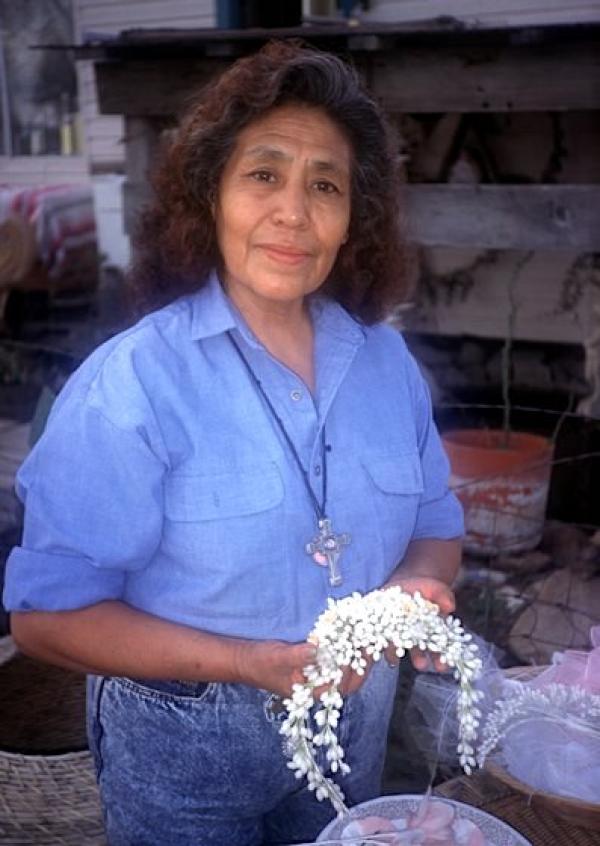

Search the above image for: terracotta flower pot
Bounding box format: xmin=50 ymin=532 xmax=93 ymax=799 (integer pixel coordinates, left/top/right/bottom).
xmin=442 ymin=429 xmax=554 ymax=556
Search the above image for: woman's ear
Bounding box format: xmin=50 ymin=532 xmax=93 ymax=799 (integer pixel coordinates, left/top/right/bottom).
xmin=207 ymin=187 xmax=217 ymax=218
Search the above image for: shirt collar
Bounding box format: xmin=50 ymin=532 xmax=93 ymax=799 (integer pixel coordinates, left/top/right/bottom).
xmin=189 ymin=271 xmax=237 ymax=341
xmin=188 ymin=269 xmax=365 ymax=347
xmin=309 ymin=294 xmax=366 ymax=347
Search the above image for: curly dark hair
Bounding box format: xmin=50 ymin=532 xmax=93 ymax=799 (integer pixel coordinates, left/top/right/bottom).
xmin=129 ymin=40 xmax=408 ymax=324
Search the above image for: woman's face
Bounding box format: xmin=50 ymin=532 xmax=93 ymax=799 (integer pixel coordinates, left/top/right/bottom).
xmin=215 ymin=103 xmax=352 ymax=313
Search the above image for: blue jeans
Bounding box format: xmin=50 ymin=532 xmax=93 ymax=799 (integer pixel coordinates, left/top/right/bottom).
xmin=87 ymin=660 xmax=398 ymax=845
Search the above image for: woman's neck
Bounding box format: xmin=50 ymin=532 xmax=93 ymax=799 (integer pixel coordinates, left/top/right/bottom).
xmin=225 ymin=285 xmax=315 ymax=392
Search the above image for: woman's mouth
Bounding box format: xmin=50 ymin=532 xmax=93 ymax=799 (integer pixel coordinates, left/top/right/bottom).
xmin=258 ymin=244 xmax=312 ymax=265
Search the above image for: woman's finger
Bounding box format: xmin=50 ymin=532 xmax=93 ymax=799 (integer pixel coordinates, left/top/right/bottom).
xmin=435 ymin=586 xmax=456 ymax=615
xmin=384 ymin=643 xmax=400 ymax=667
xmin=410 ymin=647 xmax=450 ymax=674
xmin=410 ymin=648 xmax=430 ymax=671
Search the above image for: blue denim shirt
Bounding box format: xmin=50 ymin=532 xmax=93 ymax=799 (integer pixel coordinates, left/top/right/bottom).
xmin=4 ymin=273 xmax=463 ymax=641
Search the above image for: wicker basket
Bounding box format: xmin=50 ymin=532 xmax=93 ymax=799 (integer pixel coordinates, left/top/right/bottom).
xmin=486 ymin=761 xmax=600 ymax=833
xmin=0 ymin=651 xmax=106 ymax=845
xmin=485 ymin=666 xmax=600 ymax=831
xmin=0 ymin=635 xmax=17 ymax=666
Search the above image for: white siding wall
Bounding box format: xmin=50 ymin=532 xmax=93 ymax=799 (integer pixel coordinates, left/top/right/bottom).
xmin=0 ymin=155 xmax=89 ymax=185
xmin=73 ymin=0 xmax=216 ymax=172
xmin=362 ymin=0 xmax=600 ymax=26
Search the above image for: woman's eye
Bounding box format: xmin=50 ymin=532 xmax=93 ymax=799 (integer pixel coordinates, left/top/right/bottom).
xmin=249 ymin=170 xmax=276 ymax=183
xmin=314 ymin=180 xmax=339 ymax=194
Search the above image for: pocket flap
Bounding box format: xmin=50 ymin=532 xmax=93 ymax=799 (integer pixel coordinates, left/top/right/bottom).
xmin=363 ymin=452 xmax=424 ymax=495
xmin=165 ymin=462 xmax=284 ymax=521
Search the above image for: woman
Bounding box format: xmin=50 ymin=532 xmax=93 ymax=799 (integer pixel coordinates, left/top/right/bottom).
xmin=3 ymin=41 xmax=463 ymax=845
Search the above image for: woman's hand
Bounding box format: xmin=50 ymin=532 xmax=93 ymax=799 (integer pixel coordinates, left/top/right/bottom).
xmin=235 ymin=536 xmax=463 ymax=698
xmin=384 ymin=575 xmax=456 ymax=672
xmin=389 ymin=574 xmax=456 ymax=616
xmin=383 ymin=537 xmax=461 ymax=673
xmin=236 ymin=640 xmax=317 ymax=698
xmin=236 ymin=639 xmax=370 ymax=699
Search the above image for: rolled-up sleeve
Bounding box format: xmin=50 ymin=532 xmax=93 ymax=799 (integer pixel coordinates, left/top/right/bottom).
xmin=3 ymin=387 xmax=167 ymax=613
xmin=409 ymin=358 xmax=464 ymax=541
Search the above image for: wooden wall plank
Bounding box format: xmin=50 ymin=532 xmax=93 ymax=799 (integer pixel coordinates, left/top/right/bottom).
xmin=404 ymin=185 xmax=600 ymax=250
xmin=96 ymin=60 xmax=229 ymax=117
xmin=367 ymin=43 xmax=600 ymax=113
xmin=406 ymin=249 xmax=592 ymax=345
xmin=94 ymin=39 xmax=600 ymax=116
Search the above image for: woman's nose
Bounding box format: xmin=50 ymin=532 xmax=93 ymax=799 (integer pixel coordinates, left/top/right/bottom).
xmin=272 ymin=183 xmax=309 ymax=228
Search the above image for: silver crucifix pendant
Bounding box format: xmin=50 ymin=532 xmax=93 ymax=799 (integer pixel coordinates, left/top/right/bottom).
xmin=305 ymin=517 xmax=351 ymax=587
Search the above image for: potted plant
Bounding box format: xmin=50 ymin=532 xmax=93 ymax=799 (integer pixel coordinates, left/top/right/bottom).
xmin=441 ymin=252 xmax=555 ymax=556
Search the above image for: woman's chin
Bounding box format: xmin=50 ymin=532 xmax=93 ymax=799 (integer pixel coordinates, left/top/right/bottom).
xmin=227 ymin=271 xmax=323 ymax=309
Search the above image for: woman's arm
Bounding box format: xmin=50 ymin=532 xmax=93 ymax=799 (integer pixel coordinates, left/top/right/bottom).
xmin=10 ymin=602 xmax=317 ymax=698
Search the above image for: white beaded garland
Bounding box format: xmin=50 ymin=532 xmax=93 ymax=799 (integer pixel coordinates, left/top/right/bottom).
xmin=478 ymin=682 xmax=600 ymax=767
xmin=280 ymin=586 xmax=483 ymax=815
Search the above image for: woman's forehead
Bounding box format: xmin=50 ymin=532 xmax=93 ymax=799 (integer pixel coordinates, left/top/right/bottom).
xmin=230 ymin=104 xmax=352 ymax=169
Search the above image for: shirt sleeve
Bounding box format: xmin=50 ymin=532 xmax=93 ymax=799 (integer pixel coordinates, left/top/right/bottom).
xmin=407 ymin=354 xmax=464 ymax=541
xmin=3 ymin=371 xmax=167 ymax=613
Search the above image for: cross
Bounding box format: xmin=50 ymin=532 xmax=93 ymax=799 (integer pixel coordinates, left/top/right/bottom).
xmin=306 ymin=517 xmax=351 ymax=587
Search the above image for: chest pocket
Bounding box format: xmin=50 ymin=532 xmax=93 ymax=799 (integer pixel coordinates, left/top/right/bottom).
xmin=362 ymin=451 xmax=424 ymax=568
xmin=162 ymin=461 xmax=286 ymax=618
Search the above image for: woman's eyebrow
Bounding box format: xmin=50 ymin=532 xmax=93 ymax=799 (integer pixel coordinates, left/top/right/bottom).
xmin=242 ymin=145 xmax=348 ymax=177
xmin=242 ymin=145 xmax=291 ymax=163
xmin=312 ymin=159 xmax=348 ymax=178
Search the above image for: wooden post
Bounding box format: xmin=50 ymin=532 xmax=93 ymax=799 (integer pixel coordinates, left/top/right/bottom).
xmin=579 ymin=255 xmax=600 ymax=417
xmin=122 ymin=116 xmax=163 ymax=240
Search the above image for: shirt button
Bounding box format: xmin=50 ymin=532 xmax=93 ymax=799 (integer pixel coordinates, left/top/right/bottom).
xmin=290 ymin=389 xmax=302 ymax=402
xmin=314 ymin=464 xmax=321 ymax=476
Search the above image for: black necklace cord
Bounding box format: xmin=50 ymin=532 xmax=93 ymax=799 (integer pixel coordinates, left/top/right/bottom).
xmin=227 ymin=331 xmax=327 ymax=521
